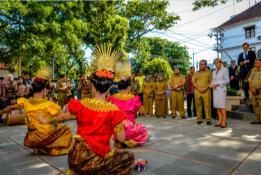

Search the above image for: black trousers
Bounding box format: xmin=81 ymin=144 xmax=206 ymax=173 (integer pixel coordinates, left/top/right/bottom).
xmin=242 ymin=82 xmax=249 ymax=99
xmin=186 ymin=94 xmax=196 ymax=117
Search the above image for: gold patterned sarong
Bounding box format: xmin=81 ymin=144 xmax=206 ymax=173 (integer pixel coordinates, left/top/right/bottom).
xmin=68 ymin=138 xmax=134 ymax=175
xmin=24 ymin=124 xmax=72 ymax=156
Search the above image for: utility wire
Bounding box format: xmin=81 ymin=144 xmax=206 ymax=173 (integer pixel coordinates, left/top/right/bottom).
xmin=174 ymin=3 xmax=234 ymax=28
xmin=154 ymin=31 xmax=213 ymax=48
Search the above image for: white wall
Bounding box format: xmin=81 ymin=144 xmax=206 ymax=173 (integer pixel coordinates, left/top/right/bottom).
xmin=221 ymin=18 xmax=261 ymax=64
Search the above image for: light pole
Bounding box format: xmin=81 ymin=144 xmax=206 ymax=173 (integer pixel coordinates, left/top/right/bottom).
xmin=208 ymin=27 xmax=224 ymax=59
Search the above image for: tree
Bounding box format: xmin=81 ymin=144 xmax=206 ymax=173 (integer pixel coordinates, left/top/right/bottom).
xmin=147 ymin=58 xmax=173 ymax=80
xmin=120 ymin=0 xmax=179 ymax=51
xmin=192 ymin=0 xmax=227 ymax=11
xmin=82 ymin=1 xmax=129 ymax=52
xmin=0 ymin=1 xmax=88 ymax=78
xmin=0 ymin=1 xmax=179 ymax=78
xmin=132 ymin=37 xmax=190 ymax=75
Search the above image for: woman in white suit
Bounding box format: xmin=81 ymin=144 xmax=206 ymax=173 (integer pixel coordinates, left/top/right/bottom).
xmin=210 ymin=58 xmax=230 ymax=128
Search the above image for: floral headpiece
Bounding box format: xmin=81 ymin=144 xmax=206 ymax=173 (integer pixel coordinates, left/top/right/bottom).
xmin=33 ymin=76 xmax=47 ymax=84
xmin=91 ymin=45 xmax=121 ymax=79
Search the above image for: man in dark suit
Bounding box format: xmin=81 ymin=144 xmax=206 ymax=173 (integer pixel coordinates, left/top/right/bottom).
xmin=238 ymin=42 xmax=256 ymax=100
xmin=228 ymin=60 xmax=239 ymax=90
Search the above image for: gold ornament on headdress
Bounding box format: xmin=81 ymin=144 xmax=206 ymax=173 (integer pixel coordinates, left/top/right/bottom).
xmin=35 ymin=67 xmax=51 ymax=80
xmin=92 ymin=45 xmax=121 ymax=73
xmin=114 ymin=60 xmax=131 ymax=82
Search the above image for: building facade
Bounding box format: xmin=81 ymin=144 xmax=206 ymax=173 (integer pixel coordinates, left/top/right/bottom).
xmin=220 ymin=2 xmax=261 ymax=63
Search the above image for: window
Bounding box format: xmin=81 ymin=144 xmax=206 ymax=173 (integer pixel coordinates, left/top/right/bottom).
xmin=250 ymin=47 xmax=256 ymax=52
xmin=245 ymin=26 xmax=255 ymax=38
xmin=257 ymin=49 xmax=261 ymax=58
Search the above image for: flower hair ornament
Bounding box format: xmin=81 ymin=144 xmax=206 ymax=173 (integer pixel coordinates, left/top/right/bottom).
xmin=33 ymin=77 xmax=46 ymax=84
xmin=90 ymin=45 xmax=122 ymax=78
xmin=95 ymin=69 xmax=114 ymax=79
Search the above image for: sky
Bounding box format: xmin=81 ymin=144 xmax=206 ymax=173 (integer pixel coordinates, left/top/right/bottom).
xmin=84 ymin=0 xmax=260 ymax=66
xmin=147 ymin=0 xmax=261 ymax=66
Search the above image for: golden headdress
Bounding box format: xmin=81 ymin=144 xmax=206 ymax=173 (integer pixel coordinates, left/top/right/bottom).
xmin=35 ymin=67 xmax=51 ymax=80
xmin=92 ymin=45 xmax=121 ymax=73
xmin=114 ymin=60 xmax=131 ymax=82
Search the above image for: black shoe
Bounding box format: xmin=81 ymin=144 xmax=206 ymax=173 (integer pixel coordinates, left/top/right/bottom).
xmin=163 ymin=116 xmax=166 ymax=118
xmin=250 ymin=121 xmax=261 ymax=124
xmin=207 ymin=121 xmax=212 ymax=125
xmin=197 ymin=121 xmax=202 ymax=124
xmin=172 ymin=116 xmax=176 ymax=119
xmin=181 ymin=116 xmax=186 ymax=119
xmin=214 ymin=124 xmax=221 ymax=127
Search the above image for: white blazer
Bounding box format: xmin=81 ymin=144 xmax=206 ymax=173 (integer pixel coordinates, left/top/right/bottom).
xmin=211 ymin=66 xmax=230 ymax=91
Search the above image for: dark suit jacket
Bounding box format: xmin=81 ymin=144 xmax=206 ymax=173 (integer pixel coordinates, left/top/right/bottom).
xmin=237 ymin=50 xmax=256 ymax=78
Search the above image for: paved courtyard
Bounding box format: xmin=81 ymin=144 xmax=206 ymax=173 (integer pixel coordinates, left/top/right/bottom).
xmin=0 ymin=117 xmax=260 ymax=175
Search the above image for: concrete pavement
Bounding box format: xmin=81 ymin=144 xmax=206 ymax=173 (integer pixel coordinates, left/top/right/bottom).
xmin=0 ymin=117 xmax=260 ymax=175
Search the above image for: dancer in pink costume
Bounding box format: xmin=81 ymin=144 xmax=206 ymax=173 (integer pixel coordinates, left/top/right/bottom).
xmin=107 ymin=61 xmax=148 ymax=148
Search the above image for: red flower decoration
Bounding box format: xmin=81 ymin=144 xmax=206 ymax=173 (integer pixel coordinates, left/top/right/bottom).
xmin=33 ymin=77 xmax=46 ymax=84
xmin=95 ymin=69 xmax=114 ymax=79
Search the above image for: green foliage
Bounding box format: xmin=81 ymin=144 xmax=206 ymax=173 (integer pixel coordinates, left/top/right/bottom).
xmin=0 ymin=1 xmax=88 ymax=78
xmin=132 ymin=37 xmax=190 ymax=75
xmin=121 ymin=0 xmax=179 ymax=51
xmin=192 ymin=0 xmax=227 ymax=11
xmin=0 ymin=0 xmax=178 ymax=79
xmin=227 ymin=86 xmax=240 ymax=96
xmin=147 ymin=57 xmax=173 ymax=80
xmin=82 ymin=1 xmax=128 ymax=52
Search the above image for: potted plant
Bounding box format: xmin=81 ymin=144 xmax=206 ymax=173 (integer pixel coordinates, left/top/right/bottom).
xmin=226 ymin=87 xmax=243 ymax=111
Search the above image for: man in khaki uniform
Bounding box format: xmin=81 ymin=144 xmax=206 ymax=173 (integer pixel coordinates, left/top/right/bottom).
xmin=130 ymin=72 xmax=140 ymax=95
xmin=78 ymin=74 xmax=92 ymax=99
xmin=143 ymin=75 xmax=154 ymax=116
xmin=154 ymin=74 xmax=168 ymax=118
xmin=56 ymin=74 xmax=68 ymax=108
xmin=248 ymin=58 xmax=261 ymax=124
xmin=192 ymin=60 xmax=212 ymax=125
xmin=169 ymin=67 xmax=185 ymax=119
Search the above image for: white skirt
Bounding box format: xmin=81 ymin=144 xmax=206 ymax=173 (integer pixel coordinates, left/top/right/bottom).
xmin=213 ymin=90 xmax=227 ymax=109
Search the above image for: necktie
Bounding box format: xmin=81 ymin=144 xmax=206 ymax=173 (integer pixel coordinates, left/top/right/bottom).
xmin=244 ymin=52 xmax=248 ymax=60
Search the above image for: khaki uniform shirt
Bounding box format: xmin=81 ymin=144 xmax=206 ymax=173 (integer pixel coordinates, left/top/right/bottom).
xmin=143 ymin=82 xmax=154 ymax=98
xmin=248 ymin=67 xmax=261 ymax=91
xmin=154 ymin=81 xmax=167 ymax=99
xmin=192 ymin=69 xmax=212 ymax=88
xmin=169 ymin=74 xmax=185 ymax=91
xmin=130 ymin=78 xmax=140 ymax=95
xmin=78 ymin=80 xmax=92 ymax=96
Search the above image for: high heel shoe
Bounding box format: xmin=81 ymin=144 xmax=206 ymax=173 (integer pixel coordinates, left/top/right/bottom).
xmin=220 ymin=122 xmax=227 ymax=128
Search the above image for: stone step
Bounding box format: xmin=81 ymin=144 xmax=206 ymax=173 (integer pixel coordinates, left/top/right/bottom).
xmin=227 ymin=111 xmax=255 ymax=121
xmin=231 ymin=104 xmax=254 ymax=113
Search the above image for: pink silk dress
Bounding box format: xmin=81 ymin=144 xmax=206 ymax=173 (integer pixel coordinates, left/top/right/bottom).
xmin=107 ymin=93 xmax=148 ymax=147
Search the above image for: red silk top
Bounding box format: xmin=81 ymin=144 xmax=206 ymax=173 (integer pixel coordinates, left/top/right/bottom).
xmin=68 ymin=98 xmax=126 ymax=157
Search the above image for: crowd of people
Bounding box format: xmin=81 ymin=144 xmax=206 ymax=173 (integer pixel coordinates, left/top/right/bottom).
xmin=0 ymin=43 xmax=260 ymax=174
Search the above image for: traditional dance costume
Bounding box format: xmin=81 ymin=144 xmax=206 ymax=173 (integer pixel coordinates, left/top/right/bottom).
xmin=108 ymin=93 xmax=148 ymax=147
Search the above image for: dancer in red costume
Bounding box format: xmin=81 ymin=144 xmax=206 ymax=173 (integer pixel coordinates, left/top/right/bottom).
xmin=67 ymin=46 xmax=134 ymax=175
